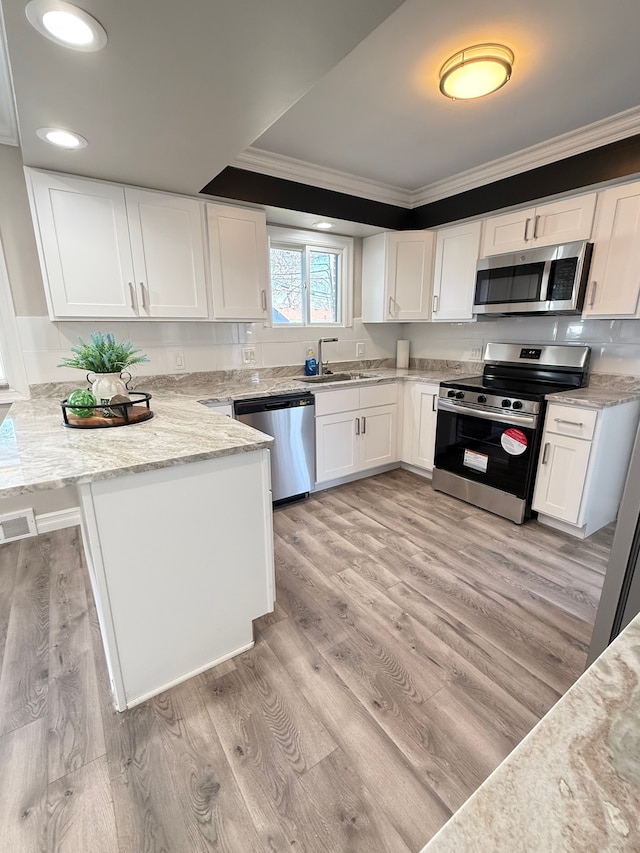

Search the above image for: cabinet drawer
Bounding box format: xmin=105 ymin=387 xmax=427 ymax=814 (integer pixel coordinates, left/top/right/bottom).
xmin=314 ymin=387 xmax=360 ymax=417
xmin=545 ymin=404 xmax=597 ymax=440
xmin=359 ymin=382 xmax=397 ymax=409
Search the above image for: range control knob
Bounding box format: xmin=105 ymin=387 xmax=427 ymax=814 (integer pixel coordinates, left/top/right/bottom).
xmin=447 ymin=389 xmax=457 ymax=398
xmin=455 ymin=391 xmax=465 ymax=400
xmin=477 ymin=395 xmax=487 ymax=404
xmin=501 ymin=399 xmax=512 ymax=408
xmin=512 ymin=400 xmax=523 ymax=410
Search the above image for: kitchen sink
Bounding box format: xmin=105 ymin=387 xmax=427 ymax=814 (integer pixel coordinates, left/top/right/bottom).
xmin=298 ymin=372 xmax=378 ymax=384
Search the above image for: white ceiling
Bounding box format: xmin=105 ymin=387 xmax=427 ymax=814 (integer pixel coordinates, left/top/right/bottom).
xmin=2 ymin=0 xmax=640 ymax=205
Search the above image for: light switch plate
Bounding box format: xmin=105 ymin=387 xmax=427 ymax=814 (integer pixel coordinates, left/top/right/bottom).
xmin=356 ymin=342 xmax=366 ymax=358
xmin=167 ymin=349 xmax=186 ymax=372
xmin=242 ymin=347 xmax=256 ymax=364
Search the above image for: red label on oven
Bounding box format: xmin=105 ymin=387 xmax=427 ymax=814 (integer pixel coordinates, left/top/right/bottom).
xmin=501 ymin=428 xmax=528 ymax=456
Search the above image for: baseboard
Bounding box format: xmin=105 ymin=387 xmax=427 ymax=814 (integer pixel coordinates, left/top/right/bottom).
xmin=311 ymin=462 xmax=399 ymax=493
xmin=399 ymin=462 xmax=433 ymax=480
xmin=35 ymin=507 xmax=82 ymax=534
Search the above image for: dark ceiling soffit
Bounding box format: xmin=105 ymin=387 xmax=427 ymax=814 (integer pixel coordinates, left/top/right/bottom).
xmin=201 ymin=167 xmax=413 ymax=230
xmin=202 ymin=133 xmax=640 ymax=231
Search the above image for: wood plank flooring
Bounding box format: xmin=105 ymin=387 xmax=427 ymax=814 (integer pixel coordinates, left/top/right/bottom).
xmin=0 ymin=469 xmax=610 ymax=852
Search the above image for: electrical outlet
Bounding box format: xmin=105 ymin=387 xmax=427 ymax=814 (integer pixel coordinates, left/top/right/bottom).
xmin=242 ymin=347 xmax=256 ymax=364
xmin=168 ymin=349 xmax=186 ymax=372
xmin=356 ymin=342 xmax=366 ymax=358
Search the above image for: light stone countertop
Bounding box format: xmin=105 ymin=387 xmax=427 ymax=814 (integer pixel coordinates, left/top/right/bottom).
xmin=546 ymin=386 xmax=640 ymax=409
xmin=420 ymin=612 xmax=640 ymax=852
xmin=0 ymin=396 xmax=274 ymax=499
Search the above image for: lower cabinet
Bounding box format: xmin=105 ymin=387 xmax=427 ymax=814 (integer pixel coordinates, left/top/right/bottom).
xmin=315 ymin=384 xmax=398 ymax=484
xmin=533 ymin=400 xmax=640 ymax=538
xmin=401 ymin=382 xmax=439 ymax=471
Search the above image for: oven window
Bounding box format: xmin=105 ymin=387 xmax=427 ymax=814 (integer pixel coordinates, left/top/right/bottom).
xmin=435 ymin=409 xmax=537 ymax=499
xmin=475 ymin=262 xmax=544 ymax=305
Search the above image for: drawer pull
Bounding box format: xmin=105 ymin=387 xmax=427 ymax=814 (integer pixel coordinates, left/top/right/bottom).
xmin=542 ymin=442 xmax=550 ymax=464
xmin=355 ymin=417 xmax=360 ymax=436
xmin=554 ymin=418 xmax=584 ymax=428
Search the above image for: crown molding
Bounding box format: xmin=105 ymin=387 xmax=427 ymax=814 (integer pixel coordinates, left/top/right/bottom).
xmin=410 ymin=105 xmax=640 ymax=206
xmin=232 ymin=147 xmax=412 ymax=208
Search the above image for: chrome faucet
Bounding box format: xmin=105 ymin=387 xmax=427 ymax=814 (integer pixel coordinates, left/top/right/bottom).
xmin=317 ymin=337 xmax=338 ymax=375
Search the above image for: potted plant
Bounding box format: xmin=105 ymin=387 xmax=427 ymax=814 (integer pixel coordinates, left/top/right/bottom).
xmin=59 ymin=332 xmax=149 ymax=403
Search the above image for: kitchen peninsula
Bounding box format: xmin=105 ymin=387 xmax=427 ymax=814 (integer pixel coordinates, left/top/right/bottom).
xmin=0 ymin=396 xmax=275 ymax=711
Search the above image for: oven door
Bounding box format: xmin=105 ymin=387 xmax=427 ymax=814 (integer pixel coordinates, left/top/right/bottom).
xmin=434 ymin=399 xmax=540 ymax=501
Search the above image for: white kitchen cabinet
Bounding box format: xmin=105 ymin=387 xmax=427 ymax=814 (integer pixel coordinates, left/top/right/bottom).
xmin=582 ymin=181 xmax=640 ymax=318
xmin=533 ymin=400 xmax=640 ymax=538
xmin=315 ymin=383 xmax=398 ymax=484
xmin=362 ymin=231 xmax=435 ymax=322
xmin=432 ymin=221 xmax=482 ymax=321
xmin=481 ymin=193 xmax=597 ymax=257
xmin=402 ymin=382 xmax=439 ymax=471
xmin=206 ymin=203 xmax=270 ymax=321
xmin=26 ymin=169 xmax=208 ymax=319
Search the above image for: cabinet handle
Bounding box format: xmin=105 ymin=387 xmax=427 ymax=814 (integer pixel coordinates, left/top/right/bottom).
xmin=388 ymin=296 xmax=395 ymax=317
xmin=533 ymin=214 xmax=541 ymax=239
xmin=362 ymin=416 xmax=366 ymax=435
xmin=128 ymin=282 xmax=135 ymax=310
xmin=432 ymin=294 xmax=439 ymax=314
xmin=524 ymin=218 xmax=532 ymax=241
xmin=432 ymin=395 xmax=437 ymax=412
xmin=554 ymin=418 xmax=584 ymax=428
xmin=139 ymin=282 xmax=147 ymax=310
xmin=589 ymin=281 xmax=598 ymax=308
xmin=355 ymin=417 xmax=360 ymax=436
xmin=542 ymin=442 xmax=550 ymax=464
xmin=261 ymin=289 xmax=267 ymax=311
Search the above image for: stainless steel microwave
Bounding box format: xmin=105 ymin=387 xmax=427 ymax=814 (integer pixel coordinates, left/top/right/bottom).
xmin=473 ymin=240 xmax=593 ymax=315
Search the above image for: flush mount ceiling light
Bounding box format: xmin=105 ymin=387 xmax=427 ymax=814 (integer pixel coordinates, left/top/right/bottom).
xmin=314 ymin=221 xmax=333 ymax=230
xmin=36 ymin=127 xmax=88 ymax=148
xmin=26 ymin=0 xmax=107 ymax=51
xmin=439 ymin=43 xmax=514 ymax=100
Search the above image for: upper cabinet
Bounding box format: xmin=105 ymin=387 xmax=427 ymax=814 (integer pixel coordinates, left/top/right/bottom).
xmin=362 ymin=231 xmax=435 ymax=322
xmin=431 ymin=220 xmax=482 ymax=322
xmin=582 ymin=181 xmax=640 ymax=318
xmin=26 ymin=170 xmax=208 ymax=319
xmin=481 ymin=193 xmax=597 ymax=257
xmin=206 ymin=203 xmax=270 ymax=322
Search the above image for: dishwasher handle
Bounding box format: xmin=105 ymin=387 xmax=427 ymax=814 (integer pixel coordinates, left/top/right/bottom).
xmin=234 ymin=392 xmax=315 ymax=417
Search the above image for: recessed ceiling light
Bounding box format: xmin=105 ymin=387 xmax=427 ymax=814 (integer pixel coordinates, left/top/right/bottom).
xmin=26 ymin=0 xmax=107 ymax=51
xmin=439 ymin=43 xmax=514 ymax=100
xmin=36 ymin=127 xmax=88 ymax=148
xmin=314 ymin=221 xmax=333 ymax=230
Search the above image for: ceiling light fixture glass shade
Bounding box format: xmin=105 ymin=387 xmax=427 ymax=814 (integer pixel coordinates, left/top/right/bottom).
xmin=314 ymin=222 xmax=334 ymax=230
xmin=439 ymin=44 xmax=514 ymax=100
xmin=26 ymin=0 xmax=107 ymax=51
xmin=36 ymin=127 xmax=88 ymax=148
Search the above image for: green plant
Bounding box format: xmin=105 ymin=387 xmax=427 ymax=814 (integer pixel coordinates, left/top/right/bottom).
xmin=58 ymin=332 xmax=149 ymax=373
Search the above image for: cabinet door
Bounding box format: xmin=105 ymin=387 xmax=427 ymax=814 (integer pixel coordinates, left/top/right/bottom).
xmin=125 ymin=189 xmax=208 ymax=318
xmin=582 ymin=183 xmax=640 ymax=318
xmin=533 ymin=194 xmax=596 ymax=248
xmin=532 ymin=434 xmax=592 ymax=523
xmin=481 ymin=208 xmax=533 ymax=256
xmin=27 ymin=170 xmax=136 ymax=318
xmin=207 ymin=204 xmax=270 ymax=321
xmin=359 ymin=404 xmax=398 ymax=471
xmin=315 ymin=411 xmax=359 ymax=483
xmin=385 ymin=232 xmax=434 ymax=320
xmin=413 ymin=385 xmax=439 ymax=470
xmin=432 ymin=221 xmax=481 ymax=321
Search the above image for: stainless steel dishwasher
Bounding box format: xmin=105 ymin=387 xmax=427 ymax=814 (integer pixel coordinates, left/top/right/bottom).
xmin=234 ymin=392 xmax=315 ymax=504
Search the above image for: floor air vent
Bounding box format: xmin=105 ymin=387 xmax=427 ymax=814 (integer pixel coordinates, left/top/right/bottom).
xmin=0 ymin=509 xmax=37 ymax=543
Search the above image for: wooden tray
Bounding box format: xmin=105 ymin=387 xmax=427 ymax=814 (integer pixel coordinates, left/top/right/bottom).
xmin=61 ymin=392 xmax=153 ymax=429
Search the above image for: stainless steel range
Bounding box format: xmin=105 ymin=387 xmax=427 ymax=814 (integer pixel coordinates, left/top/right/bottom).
xmin=432 ymin=343 xmax=591 ymax=524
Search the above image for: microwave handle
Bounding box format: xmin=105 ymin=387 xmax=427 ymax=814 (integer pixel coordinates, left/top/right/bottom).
xmin=539 ymin=259 xmax=553 ymax=302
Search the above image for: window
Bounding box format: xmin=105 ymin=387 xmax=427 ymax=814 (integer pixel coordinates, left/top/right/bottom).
xmin=0 ymin=238 xmax=28 ymax=400
xmin=268 ymin=227 xmax=353 ymax=326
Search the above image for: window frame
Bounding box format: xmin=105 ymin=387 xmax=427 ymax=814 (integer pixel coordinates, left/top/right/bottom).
xmin=0 ymin=236 xmax=29 ymax=402
xmin=267 ymin=226 xmax=353 ymax=329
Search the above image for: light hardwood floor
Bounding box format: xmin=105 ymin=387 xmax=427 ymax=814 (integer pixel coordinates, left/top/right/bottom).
xmin=0 ymin=469 xmax=611 ymax=852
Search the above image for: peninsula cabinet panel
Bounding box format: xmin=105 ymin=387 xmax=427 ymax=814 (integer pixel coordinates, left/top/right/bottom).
xmin=481 ymin=194 xmax=596 ymax=257
xmin=26 ymin=169 xmax=209 ymax=320
xmin=27 ymin=170 xmax=136 ymax=318
xmin=207 ymin=203 xmax=270 ymax=321
xmin=582 ymin=182 xmax=640 ymax=318
xmin=402 ymin=382 xmax=439 ymax=471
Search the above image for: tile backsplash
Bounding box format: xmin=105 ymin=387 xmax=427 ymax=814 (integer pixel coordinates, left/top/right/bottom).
xmin=16 ymin=314 xmax=640 ymax=385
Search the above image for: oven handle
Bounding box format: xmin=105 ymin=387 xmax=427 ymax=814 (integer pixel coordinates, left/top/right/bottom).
xmin=437 ymin=398 xmax=537 ymax=428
